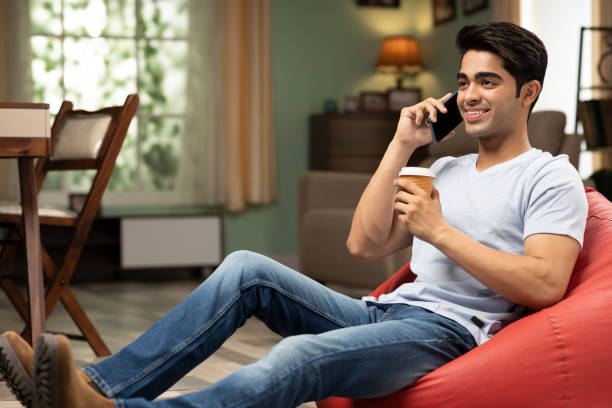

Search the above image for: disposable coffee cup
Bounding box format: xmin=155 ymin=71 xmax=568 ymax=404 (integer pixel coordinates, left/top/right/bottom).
xmin=398 ymin=167 xmax=435 ymax=195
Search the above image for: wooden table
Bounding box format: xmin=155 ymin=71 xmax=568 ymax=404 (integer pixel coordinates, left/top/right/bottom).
xmin=0 ymin=102 xmax=51 ymax=343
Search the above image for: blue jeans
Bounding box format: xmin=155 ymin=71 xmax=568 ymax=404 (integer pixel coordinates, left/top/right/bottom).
xmin=83 ymin=250 xmax=476 ymax=408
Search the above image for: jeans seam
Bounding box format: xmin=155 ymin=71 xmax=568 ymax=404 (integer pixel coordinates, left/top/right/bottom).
xmin=106 ymin=285 xmax=247 ymax=395
xmin=225 ymin=337 xmax=466 ymax=408
xmin=81 ymin=367 xmax=115 ymax=398
xmin=241 ymin=278 xmax=354 ymax=328
xmin=106 ymin=276 xmax=355 ymax=396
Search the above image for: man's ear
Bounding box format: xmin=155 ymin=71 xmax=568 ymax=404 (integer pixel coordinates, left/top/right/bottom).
xmin=521 ymin=80 xmax=541 ymax=106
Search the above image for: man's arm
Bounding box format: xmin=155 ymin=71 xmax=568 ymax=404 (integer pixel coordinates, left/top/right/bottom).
xmin=394 ymin=180 xmax=580 ymax=309
xmin=346 ymin=94 xmax=452 ymax=261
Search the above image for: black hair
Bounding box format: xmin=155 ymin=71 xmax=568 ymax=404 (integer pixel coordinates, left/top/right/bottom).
xmin=456 ymin=22 xmax=548 ymax=114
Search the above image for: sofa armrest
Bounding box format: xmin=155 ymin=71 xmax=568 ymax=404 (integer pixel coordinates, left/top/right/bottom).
xmin=299 ymin=207 xmax=411 ymax=290
xmin=298 ymin=171 xmax=371 ymax=222
xmin=298 ymin=171 xmax=411 ymax=291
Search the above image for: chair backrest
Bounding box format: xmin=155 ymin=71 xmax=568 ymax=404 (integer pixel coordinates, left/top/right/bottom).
xmin=34 ymin=94 xmax=139 ymax=222
xmin=526 ymin=110 xmax=566 ymax=156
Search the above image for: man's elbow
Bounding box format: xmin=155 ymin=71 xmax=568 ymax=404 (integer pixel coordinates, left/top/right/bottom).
xmin=528 ymin=281 xmax=568 ymax=310
xmin=346 ymin=237 xmax=378 ymax=262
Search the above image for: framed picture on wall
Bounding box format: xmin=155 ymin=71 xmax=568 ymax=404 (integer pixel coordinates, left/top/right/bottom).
xmin=387 ymin=88 xmax=421 ymax=112
xmin=433 ymin=0 xmax=456 ymax=25
xmin=356 ymin=0 xmax=400 ymax=7
xmin=463 ymin=0 xmax=488 ymax=15
xmin=359 ymin=92 xmax=389 ymax=112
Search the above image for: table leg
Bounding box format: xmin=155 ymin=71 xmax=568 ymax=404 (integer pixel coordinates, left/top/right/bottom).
xmin=18 ymin=157 xmax=46 ymax=342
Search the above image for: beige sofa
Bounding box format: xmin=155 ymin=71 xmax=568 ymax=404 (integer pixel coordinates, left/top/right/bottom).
xmin=298 ymin=111 xmax=582 ymax=295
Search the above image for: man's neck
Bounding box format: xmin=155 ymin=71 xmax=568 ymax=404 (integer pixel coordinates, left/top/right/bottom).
xmin=475 ymin=127 xmax=532 ymax=172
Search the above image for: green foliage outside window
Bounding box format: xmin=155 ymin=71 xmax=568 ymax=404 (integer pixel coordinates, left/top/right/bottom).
xmin=30 ymin=0 xmax=188 ymax=193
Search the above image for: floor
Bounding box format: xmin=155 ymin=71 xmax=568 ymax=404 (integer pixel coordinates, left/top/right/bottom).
xmin=0 ymin=278 xmax=318 ymax=408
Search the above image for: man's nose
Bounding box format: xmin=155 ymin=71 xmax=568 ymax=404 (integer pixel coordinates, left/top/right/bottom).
xmin=463 ymin=84 xmax=480 ymax=104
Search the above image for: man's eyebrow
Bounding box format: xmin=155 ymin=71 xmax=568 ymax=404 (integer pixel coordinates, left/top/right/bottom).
xmin=456 ymin=72 xmax=504 ymax=81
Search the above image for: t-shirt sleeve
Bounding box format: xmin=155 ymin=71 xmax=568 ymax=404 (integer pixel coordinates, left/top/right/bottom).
xmin=523 ymin=157 xmax=588 ymax=247
xmin=430 ymin=155 xmax=457 ymax=176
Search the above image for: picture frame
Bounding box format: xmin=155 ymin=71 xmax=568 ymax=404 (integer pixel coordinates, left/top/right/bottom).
xmin=387 ymin=87 xmax=422 ymax=112
xmin=359 ymin=92 xmax=389 ymax=112
xmin=344 ymin=95 xmax=359 ymax=113
xmin=356 ymin=0 xmax=400 ymax=7
xmin=433 ymin=0 xmax=456 ymax=25
xmin=462 ymin=0 xmax=488 ymax=15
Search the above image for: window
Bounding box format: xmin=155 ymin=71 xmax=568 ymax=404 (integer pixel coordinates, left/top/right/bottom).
xmin=30 ymin=0 xmax=189 ymax=204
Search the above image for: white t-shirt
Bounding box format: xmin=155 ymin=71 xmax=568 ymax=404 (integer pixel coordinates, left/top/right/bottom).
xmin=364 ymin=148 xmax=588 ymax=345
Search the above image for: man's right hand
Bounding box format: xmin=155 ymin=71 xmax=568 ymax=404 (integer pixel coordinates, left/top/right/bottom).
xmin=394 ymin=93 xmax=454 ymax=148
xmin=347 ymin=93 xmax=455 ymax=261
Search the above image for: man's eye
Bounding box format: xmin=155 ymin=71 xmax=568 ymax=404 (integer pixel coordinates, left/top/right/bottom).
xmin=458 ymin=81 xmax=467 ymax=87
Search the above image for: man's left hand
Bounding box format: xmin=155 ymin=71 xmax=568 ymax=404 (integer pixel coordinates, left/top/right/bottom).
xmin=393 ymin=178 xmax=446 ymax=243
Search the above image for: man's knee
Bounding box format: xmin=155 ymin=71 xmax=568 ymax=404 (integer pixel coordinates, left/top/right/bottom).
xmin=267 ymin=335 xmax=321 ymax=366
xmin=223 ymin=250 xmax=260 ymax=266
xmin=217 ymin=250 xmax=278 ymax=283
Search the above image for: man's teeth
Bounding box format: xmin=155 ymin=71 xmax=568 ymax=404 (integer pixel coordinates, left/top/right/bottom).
xmin=466 ymin=110 xmax=485 ymax=115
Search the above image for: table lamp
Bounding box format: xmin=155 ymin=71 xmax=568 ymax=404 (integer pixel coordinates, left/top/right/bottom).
xmin=376 ymin=36 xmax=423 ymax=89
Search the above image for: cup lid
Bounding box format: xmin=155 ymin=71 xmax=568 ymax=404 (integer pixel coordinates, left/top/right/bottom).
xmin=398 ymin=167 xmax=435 ymax=177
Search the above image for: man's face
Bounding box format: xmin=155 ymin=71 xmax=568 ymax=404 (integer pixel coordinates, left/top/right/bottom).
xmin=456 ymin=50 xmax=522 ymax=139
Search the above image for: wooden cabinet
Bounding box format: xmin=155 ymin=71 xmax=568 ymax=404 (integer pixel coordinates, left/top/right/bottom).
xmin=309 ymin=112 xmax=428 ymax=173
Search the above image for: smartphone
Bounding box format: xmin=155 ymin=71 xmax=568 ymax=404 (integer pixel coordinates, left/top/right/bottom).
xmin=428 ymin=90 xmax=462 ymax=143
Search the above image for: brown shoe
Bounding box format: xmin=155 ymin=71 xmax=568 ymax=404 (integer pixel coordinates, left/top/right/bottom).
xmin=33 ymin=334 xmax=113 ymax=408
xmin=0 ymin=331 xmax=36 ymax=407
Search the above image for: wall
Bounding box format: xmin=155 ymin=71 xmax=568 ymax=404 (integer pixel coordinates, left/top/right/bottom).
xmin=223 ymin=0 xmax=492 ymax=256
xmin=520 ymin=0 xmax=593 ymax=179
xmin=0 ymin=0 xmax=5 ymax=99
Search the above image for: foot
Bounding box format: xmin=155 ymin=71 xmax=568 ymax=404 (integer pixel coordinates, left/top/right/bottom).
xmin=0 ymin=331 xmax=36 ymax=407
xmin=34 ymin=334 xmax=113 ymax=408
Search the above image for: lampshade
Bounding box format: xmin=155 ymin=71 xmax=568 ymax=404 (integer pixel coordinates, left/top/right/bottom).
xmin=376 ymin=36 xmax=423 ymax=74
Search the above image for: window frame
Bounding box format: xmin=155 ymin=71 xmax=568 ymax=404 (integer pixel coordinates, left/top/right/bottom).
xmin=31 ymin=0 xmax=191 ymax=207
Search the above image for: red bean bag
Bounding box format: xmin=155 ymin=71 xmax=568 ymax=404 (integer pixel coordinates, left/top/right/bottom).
xmin=317 ymin=188 xmax=612 ymax=408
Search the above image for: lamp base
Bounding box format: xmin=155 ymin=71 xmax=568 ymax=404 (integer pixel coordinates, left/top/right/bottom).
xmin=396 ymin=76 xmax=404 ymax=89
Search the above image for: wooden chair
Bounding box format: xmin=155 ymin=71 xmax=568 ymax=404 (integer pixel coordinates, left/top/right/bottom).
xmin=0 ymin=94 xmax=139 ymax=357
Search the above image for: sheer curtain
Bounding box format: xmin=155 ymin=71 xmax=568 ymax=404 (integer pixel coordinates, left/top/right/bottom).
xmin=0 ymin=0 xmax=33 ymax=201
xmin=181 ymin=0 xmax=276 ymax=211
xmin=180 ymin=0 xmax=227 ymax=205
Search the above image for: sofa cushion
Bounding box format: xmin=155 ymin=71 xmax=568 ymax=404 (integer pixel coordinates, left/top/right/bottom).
xmin=563 ymin=188 xmax=612 ymax=296
xmin=527 ymin=110 xmax=566 ymax=155
xmin=52 ymin=113 xmax=112 ymax=160
xmin=300 ymin=209 xmax=399 ymax=289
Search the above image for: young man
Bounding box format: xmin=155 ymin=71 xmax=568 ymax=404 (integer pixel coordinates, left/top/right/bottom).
xmin=0 ymin=22 xmax=586 ymax=408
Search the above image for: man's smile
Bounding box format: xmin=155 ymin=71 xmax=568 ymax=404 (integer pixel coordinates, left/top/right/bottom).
xmin=463 ymin=108 xmax=490 ymax=122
